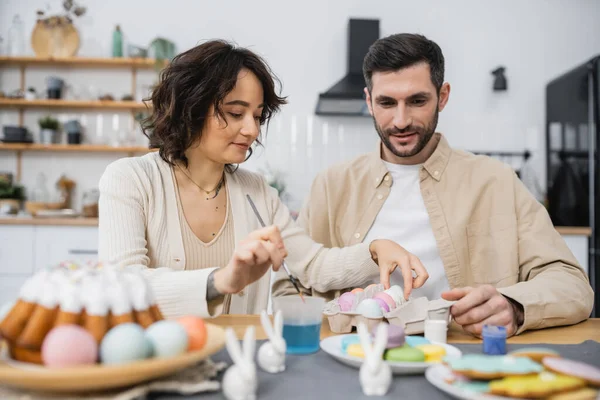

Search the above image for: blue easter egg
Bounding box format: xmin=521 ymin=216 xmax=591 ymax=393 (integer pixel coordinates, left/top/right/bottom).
xmin=100 ymin=323 xmax=152 ymax=364
xmin=145 ymin=320 xmax=189 ymax=358
xmin=405 ymin=336 xmax=431 ymax=347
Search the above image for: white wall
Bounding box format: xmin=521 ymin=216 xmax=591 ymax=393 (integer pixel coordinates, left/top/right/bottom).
xmin=1 ymin=0 xmax=600 ymax=211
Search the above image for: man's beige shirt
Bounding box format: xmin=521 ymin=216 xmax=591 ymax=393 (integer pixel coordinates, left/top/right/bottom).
xmin=296 ymin=133 xmax=594 ymax=333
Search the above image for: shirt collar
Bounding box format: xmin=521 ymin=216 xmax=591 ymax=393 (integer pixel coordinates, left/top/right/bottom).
xmin=367 ymin=133 xmax=451 ymax=186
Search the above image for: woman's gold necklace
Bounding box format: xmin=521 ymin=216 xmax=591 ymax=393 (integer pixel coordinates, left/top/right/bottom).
xmin=177 ymin=164 xmax=225 ymax=200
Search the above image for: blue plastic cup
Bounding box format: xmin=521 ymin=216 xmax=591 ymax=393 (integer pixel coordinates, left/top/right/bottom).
xmin=273 ymin=296 xmax=325 ymax=355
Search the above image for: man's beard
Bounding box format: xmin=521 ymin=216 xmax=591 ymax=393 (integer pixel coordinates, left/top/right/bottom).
xmin=374 ymin=105 xmax=439 ymax=158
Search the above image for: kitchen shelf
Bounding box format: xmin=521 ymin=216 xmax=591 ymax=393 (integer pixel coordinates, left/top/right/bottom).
xmin=0 ymin=56 xmax=160 ymax=68
xmin=0 ymin=143 xmax=151 ymax=153
xmin=0 ymin=216 xmax=98 ymax=226
xmin=555 ymin=226 xmax=592 ymax=236
xmin=0 ymin=98 xmax=149 ymax=110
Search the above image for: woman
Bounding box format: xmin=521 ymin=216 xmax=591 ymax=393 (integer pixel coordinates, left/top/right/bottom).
xmin=98 ymin=40 xmax=428 ymax=318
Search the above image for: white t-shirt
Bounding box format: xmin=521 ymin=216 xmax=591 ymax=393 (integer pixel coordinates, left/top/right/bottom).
xmin=364 ymin=161 xmax=449 ymax=300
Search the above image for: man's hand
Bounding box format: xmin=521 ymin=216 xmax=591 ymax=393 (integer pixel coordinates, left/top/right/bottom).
xmin=369 ymin=239 xmax=429 ymax=300
xmin=441 ymin=285 xmax=524 ymax=338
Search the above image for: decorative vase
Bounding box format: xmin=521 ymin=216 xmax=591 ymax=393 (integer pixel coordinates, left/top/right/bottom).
xmin=31 ymin=19 xmax=80 ymax=58
xmin=40 ymin=128 xmax=59 ymax=144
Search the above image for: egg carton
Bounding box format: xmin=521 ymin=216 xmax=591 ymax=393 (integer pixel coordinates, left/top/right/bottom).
xmin=322 ymin=286 xmax=453 ymax=335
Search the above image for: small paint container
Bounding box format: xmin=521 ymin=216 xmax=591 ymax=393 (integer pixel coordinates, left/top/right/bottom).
xmin=482 ymin=325 xmax=507 ymax=355
xmin=424 ymin=319 xmax=448 ymax=344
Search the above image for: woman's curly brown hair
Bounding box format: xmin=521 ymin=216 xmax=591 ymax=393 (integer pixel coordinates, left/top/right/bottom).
xmin=142 ymin=40 xmax=287 ymax=170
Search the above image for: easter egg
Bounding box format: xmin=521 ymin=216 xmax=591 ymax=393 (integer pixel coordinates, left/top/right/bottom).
xmin=373 ymin=297 xmax=390 ymax=313
xmin=373 ymin=292 xmax=396 ymax=310
xmin=145 ymin=320 xmax=189 ymax=358
xmin=346 ymin=343 xmax=365 ymax=358
xmin=42 ymin=325 xmax=98 ymax=367
xmin=385 ymin=345 xmax=425 ymax=362
xmin=355 ymin=299 xmax=384 ymax=318
xmin=337 ymin=292 xmax=355 ymax=312
xmin=176 ymin=316 xmax=208 ymax=351
xmin=350 ymin=288 xmax=364 ymax=294
xmin=100 ymin=323 xmax=151 ymax=364
xmin=415 ymin=344 xmax=446 ymax=362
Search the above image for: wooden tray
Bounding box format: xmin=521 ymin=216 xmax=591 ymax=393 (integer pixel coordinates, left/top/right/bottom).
xmin=0 ymin=323 xmax=225 ymax=393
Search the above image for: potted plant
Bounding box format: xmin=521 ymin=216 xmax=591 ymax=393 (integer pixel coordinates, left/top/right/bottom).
xmin=0 ymin=179 xmax=26 ymax=215
xmin=39 ymin=115 xmax=60 ymax=144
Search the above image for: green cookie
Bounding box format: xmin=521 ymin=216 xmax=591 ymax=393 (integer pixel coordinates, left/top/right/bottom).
xmin=385 ymin=345 xmax=425 ymax=362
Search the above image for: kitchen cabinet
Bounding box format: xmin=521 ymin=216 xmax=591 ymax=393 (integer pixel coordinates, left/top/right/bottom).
xmin=0 ymin=224 xmax=97 ymax=306
xmin=33 ymin=226 xmax=98 ymax=271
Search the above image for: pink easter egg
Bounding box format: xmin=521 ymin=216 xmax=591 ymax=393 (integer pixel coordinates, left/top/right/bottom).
xmin=373 ymin=292 xmax=396 ymax=310
xmin=338 ymin=292 xmax=355 ymax=312
xmin=373 ymin=297 xmax=390 ymax=313
xmin=351 ymin=288 xmax=364 ymax=294
xmin=42 ymin=325 xmax=98 ymax=367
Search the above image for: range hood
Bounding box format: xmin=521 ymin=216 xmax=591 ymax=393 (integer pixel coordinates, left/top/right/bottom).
xmin=315 ymin=18 xmax=380 ymax=117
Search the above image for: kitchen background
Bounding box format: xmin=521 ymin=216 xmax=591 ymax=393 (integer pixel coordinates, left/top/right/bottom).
xmin=0 ymin=0 xmax=599 ymax=310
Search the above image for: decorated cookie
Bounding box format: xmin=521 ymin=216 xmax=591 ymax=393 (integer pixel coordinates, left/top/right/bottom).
xmin=346 ymin=343 xmax=365 ymax=358
xmin=543 ymin=357 xmax=600 ymax=387
xmin=453 ymin=381 xmax=491 ymax=394
xmin=415 ymin=344 xmax=446 ymax=363
xmin=405 ymin=336 xmax=431 ymax=347
xmin=385 ymin=345 xmax=425 ymax=362
xmin=341 ymin=335 xmax=360 ymax=352
xmin=489 ymin=372 xmax=586 ymax=399
xmin=444 ymin=354 xmax=543 ymax=380
xmin=508 ymin=347 xmax=560 ymax=363
xmin=547 ymin=387 xmax=599 ymax=400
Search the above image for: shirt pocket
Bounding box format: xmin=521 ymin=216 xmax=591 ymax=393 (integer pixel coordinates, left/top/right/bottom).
xmin=466 ymin=215 xmax=519 ymax=285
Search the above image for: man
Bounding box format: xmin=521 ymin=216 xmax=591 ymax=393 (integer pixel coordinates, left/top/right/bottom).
xmin=296 ymin=33 xmax=594 ymax=337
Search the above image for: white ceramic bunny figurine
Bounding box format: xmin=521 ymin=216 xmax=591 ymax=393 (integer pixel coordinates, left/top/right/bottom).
xmin=358 ymin=322 xmax=392 ymax=396
xmin=257 ymin=310 xmax=287 ymax=373
xmin=223 ymin=326 xmax=258 ymax=400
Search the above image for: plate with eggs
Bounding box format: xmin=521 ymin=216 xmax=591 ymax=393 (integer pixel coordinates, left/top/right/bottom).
xmin=0 ymin=317 xmax=225 ymax=393
xmin=320 ymin=329 xmax=462 ymax=375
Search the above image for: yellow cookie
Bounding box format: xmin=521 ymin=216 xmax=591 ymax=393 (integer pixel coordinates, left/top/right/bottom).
xmin=346 ymin=343 xmax=365 ymax=358
xmin=548 ymin=387 xmax=599 ymax=400
xmin=416 ymin=344 xmax=446 ymax=363
xmin=489 ymin=372 xmax=586 ymax=399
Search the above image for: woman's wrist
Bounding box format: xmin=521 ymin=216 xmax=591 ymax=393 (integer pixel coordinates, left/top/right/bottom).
xmin=207 ymin=268 xmax=228 ymax=300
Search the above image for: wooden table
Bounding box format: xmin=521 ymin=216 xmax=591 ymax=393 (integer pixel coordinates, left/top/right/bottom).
xmin=212 ymin=315 xmax=600 ymax=344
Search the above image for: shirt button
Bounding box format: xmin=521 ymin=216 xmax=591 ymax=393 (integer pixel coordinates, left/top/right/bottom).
xmin=377 ymin=194 xmax=383 ymax=200
xmin=174 ymin=258 xmax=181 ymax=262
xmin=238 ymin=290 xmax=245 ymax=297
xmin=434 ymin=170 xmax=439 ymax=176
xmin=384 ymin=176 xmax=390 ymax=181
xmin=354 ymin=232 xmax=361 ymax=239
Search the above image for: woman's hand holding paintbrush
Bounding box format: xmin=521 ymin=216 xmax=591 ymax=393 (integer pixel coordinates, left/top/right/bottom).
xmin=212 ymin=225 xmax=288 ymax=295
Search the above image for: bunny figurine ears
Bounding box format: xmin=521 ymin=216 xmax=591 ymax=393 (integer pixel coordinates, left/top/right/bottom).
xmin=258 ymin=310 xmax=287 ymax=373
xmin=358 ymin=322 xmax=392 ymax=396
xmin=223 ymin=326 xmax=258 ymax=400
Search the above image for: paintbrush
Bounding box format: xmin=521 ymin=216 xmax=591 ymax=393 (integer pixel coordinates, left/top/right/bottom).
xmin=246 ymin=194 xmax=305 ymax=303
